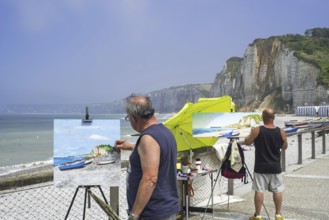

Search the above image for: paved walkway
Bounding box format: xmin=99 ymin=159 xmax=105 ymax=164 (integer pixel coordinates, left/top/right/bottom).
xmin=188 ymin=154 xmax=329 ymax=220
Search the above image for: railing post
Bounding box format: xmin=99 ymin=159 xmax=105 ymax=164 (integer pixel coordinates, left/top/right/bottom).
xmin=311 ymin=131 xmax=316 ymax=159
xmin=281 ymin=149 xmax=286 ymax=172
xmin=228 ymin=179 xmax=234 ymax=195
xmin=298 ymin=134 xmax=303 ymax=164
xmin=110 ymin=187 xmax=119 ymax=215
xmin=323 ymin=130 xmax=327 ymax=154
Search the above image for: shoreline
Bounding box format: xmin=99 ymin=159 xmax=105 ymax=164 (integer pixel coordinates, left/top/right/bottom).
xmin=0 ymin=164 xmax=53 ymax=191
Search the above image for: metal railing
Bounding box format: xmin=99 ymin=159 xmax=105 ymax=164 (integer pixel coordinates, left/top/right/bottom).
xmin=282 ymin=125 xmax=329 ymax=171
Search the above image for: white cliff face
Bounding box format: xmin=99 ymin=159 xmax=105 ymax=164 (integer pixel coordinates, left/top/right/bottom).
xmin=210 ymin=57 xmax=244 ymax=106
xmin=240 ymin=44 xmax=259 ymax=104
xmin=241 ymin=38 xmax=284 ymax=104
xmin=149 ymin=85 xmax=210 ymax=113
xmin=211 ymin=63 xmax=235 ymax=96
xmin=210 ymin=37 xmax=329 ymax=109
xmin=102 ymin=84 xmax=212 ymax=114
xmin=275 ymin=48 xmax=296 ymax=101
xmin=276 ymin=48 xmax=323 ymax=106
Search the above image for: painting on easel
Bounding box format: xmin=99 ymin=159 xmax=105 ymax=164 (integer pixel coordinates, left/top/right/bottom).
xmin=192 ymin=112 xmax=262 ymax=138
xmin=53 ymin=119 xmax=120 ymax=187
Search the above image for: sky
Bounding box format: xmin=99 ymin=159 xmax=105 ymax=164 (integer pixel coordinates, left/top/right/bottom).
xmin=54 ymin=119 xmax=120 ymax=157
xmin=1 ymin=0 xmax=329 ymax=106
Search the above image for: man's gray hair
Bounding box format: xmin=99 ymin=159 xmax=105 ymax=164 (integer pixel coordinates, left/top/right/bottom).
xmin=125 ymin=94 xmax=155 ymax=119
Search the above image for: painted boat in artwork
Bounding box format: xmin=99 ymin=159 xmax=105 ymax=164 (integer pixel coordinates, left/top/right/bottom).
xmin=84 ymin=159 xmax=93 ymax=165
xmin=96 ymin=159 xmax=115 ymax=165
xmin=59 ymin=160 xmax=85 ymax=171
xmin=219 ymin=131 xmax=233 ymax=138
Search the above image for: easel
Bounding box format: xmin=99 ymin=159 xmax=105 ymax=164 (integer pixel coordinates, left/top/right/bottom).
xmin=64 ymin=107 xmax=119 ymax=219
xmin=65 ymin=185 xmax=108 ymax=220
xmin=201 ymin=136 xmax=270 ymax=220
xmin=65 ymin=107 xmax=100 ymax=219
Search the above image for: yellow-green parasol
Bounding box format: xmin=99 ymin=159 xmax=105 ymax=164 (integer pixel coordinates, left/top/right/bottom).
xmin=163 ymin=96 xmax=234 ymax=152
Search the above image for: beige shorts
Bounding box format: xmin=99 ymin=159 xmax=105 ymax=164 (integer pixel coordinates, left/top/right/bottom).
xmin=252 ymin=172 xmax=285 ymax=193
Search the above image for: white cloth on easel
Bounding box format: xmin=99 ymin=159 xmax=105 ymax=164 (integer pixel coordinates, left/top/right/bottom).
xmin=229 ymin=141 xmax=242 ymax=172
xmin=212 ymin=139 xmax=228 ymax=161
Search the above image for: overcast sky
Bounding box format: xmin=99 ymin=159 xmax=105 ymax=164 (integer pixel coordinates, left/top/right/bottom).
xmin=1 ymin=0 xmax=328 ymax=106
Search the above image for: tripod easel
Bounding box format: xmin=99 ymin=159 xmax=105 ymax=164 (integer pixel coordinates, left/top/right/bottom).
xmin=65 ymin=185 xmax=108 ymax=220
xmin=201 ymin=137 xmax=270 ymax=220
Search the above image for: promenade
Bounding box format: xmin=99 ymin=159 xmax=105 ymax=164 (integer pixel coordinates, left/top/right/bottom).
xmin=190 ymin=154 xmax=329 ymax=220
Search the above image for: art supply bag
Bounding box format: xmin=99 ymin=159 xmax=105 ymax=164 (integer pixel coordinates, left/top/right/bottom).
xmin=220 ymin=140 xmax=246 ymax=180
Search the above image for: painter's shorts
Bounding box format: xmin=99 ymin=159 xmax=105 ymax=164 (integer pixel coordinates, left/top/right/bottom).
xmin=252 ymin=172 xmax=285 ymax=193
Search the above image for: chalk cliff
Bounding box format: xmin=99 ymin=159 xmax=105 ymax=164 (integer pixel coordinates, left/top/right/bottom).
xmin=210 ymin=37 xmax=329 ymax=112
xmin=148 ymin=84 xmax=212 ymax=113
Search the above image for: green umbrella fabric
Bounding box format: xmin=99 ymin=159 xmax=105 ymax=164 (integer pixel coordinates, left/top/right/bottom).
xmin=163 ymin=96 xmax=234 ymax=152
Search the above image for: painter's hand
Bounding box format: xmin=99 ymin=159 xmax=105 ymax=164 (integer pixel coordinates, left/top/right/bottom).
xmin=114 ymin=140 xmax=134 ymax=151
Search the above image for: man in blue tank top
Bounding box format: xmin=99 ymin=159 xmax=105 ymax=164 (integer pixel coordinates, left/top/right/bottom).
xmin=244 ymin=108 xmax=288 ymax=220
xmin=115 ymin=94 xmax=180 ymax=220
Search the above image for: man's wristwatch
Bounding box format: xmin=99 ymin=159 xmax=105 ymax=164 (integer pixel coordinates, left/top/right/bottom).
xmin=128 ymin=212 xmax=139 ymax=220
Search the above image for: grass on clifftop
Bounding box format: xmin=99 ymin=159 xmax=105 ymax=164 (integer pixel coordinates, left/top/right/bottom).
xmin=278 ymin=33 xmax=329 ymax=87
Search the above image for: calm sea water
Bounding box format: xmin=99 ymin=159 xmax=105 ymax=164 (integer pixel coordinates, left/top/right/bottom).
xmin=0 ymin=113 xmax=173 ymax=176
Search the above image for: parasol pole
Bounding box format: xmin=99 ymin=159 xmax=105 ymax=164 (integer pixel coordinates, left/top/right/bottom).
xmin=180 ymin=132 xmax=194 ymax=164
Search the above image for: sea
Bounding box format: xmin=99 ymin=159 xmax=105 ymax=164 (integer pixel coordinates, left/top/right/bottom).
xmin=0 ymin=113 xmax=174 ymax=176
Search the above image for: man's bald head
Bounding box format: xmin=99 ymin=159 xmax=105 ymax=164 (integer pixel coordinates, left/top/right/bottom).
xmin=262 ymin=108 xmax=275 ymax=124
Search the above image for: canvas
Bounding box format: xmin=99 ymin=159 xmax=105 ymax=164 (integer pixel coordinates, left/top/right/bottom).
xmin=192 ymin=112 xmax=261 ymax=138
xmin=53 ymin=119 xmax=121 ymax=187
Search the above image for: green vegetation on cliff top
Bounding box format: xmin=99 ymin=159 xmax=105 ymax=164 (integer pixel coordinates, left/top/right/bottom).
xmin=253 ymin=28 xmax=329 ymax=86
xmin=278 ymin=28 xmax=329 ymax=86
xmin=97 ymin=144 xmax=115 ymax=153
